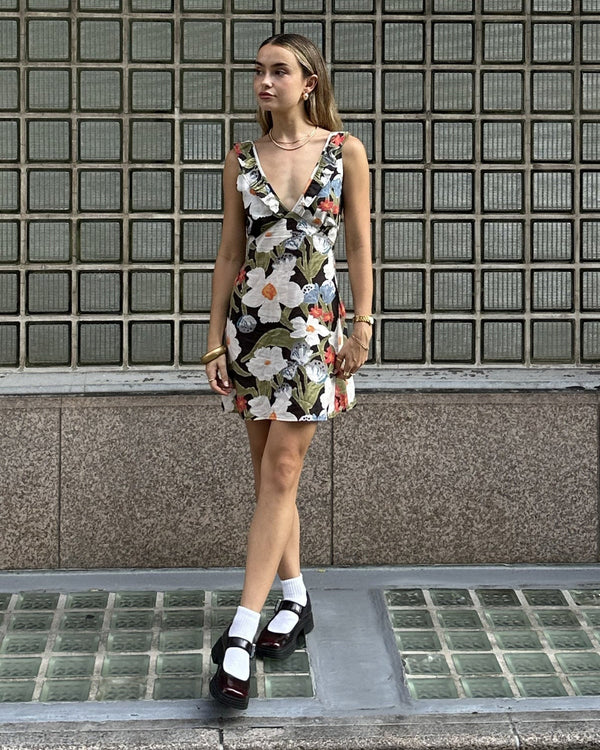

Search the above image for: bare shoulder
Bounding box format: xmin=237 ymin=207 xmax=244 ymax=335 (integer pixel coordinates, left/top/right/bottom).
xmin=341 ymin=134 xmax=368 ymax=164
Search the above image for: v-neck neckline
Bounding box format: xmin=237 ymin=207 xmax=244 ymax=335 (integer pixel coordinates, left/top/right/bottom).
xmin=251 ymin=131 xmax=336 ymax=215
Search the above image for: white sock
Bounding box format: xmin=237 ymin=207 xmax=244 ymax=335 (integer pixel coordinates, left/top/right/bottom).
xmin=223 ymin=605 xmax=260 ymax=681
xmin=267 ymin=575 xmax=307 ymax=635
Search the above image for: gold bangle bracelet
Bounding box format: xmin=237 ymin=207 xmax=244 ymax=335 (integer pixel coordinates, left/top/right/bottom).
xmin=201 ymin=344 xmax=227 ymax=365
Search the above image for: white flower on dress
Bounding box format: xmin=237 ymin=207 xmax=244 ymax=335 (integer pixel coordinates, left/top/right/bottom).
xmin=312 ymin=234 xmax=333 ymax=255
xmin=247 ymin=346 xmax=287 ymax=381
xmin=345 ymin=374 xmax=355 ymax=405
xmin=248 ymin=392 xmax=298 ymax=421
xmin=323 ymin=252 xmax=336 ymax=281
xmin=221 ymin=394 xmax=235 ymax=413
xmin=237 ymin=173 xmax=279 ymax=218
xmin=242 ymin=265 xmax=304 ymax=324
xmin=329 ymin=318 xmax=345 ymax=352
xmin=305 ymin=360 xmax=328 ymax=384
xmin=290 ymin=313 xmax=330 ymax=347
xmin=225 ymin=319 xmax=241 ymax=360
xmin=255 ymin=219 xmax=291 ymax=254
xmin=319 ymin=376 xmax=335 ymax=415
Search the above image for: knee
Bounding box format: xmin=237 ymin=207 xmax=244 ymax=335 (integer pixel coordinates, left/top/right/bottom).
xmin=261 ymin=451 xmax=303 ymax=495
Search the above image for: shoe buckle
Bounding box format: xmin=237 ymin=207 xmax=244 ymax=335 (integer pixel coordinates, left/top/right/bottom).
xmin=274 ymin=597 xmax=283 ymax=614
xmin=250 ymin=642 xmax=256 ymax=659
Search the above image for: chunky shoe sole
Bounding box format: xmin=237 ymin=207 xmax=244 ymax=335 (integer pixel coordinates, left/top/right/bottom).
xmin=255 ymin=609 xmax=314 ymax=660
xmin=209 ymin=671 xmax=249 ymax=710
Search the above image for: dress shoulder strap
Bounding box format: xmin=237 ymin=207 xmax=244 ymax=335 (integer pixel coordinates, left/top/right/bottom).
xmin=233 ymin=141 xmax=255 ymax=170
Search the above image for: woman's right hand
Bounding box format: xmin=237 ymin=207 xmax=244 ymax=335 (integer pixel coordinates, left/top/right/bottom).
xmin=206 ymin=354 xmax=232 ymax=395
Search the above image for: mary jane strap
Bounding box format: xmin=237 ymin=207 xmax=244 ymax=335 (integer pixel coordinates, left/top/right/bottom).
xmin=226 ymin=635 xmax=256 ymax=658
xmin=275 ymin=599 xmax=305 ymax=617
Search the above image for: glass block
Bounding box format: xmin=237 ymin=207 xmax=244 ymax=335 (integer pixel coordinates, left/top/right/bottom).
xmin=102 ymin=654 xmax=150 ymax=677
xmin=283 ymin=0 xmax=323 ymax=8
xmin=163 ymin=591 xmax=204 ymax=608
xmin=27 ymin=272 xmax=70 ymax=313
xmin=181 ymin=122 xmax=223 ymax=162
xmin=28 ymin=69 xmax=70 ymax=111
xmin=582 ymin=271 xmax=600 ymax=312
xmin=334 ymin=0 xmax=372 ymax=8
xmin=432 ymin=321 xmax=473 ymax=362
xmin=130 ymin=321 xmax=173 ymax=364
xmin=27 ymin=170 xmax=69 ymax=212
xmin=582 ymin=171 xmax=600 ymax=211
xmin=532 ymin=72 xmax=572 ymax=112
xmin=232 ymin=122 xmax=261 ymax=146
xmin=28 ymin=221 xmax=70 ymax=264
xmin=8 ymin=613 xmax=54 ymax=631
xmin=444 ymin=631 xmax=492 ymax=651
xmin=282 ymin=22 xmax=323 ymax=49
xmin=523 ymin=589 xmax=568 ymax=607
xmin=130 ymin=70 xmax=173 ymax=112
xmin=53 ymin=633 xmax=100 ymax=652
xmin=386 ymin=589 xmax=426 ymax=607
xmin=230 ymin=70 xmax=256 ymax=113
xmin=483 ymin=321 xmax=523 ymax=362
xmin=0 ymin=273 xmax=17 ymax=313
xmin=129 ymin=220 xmax=172 ymax=263
xmin=131 ymin=0 xmax=172 ymax=8
xmin=181 ymin=271 xmax=212 ymax=313
xmin=263 ymin=651 xmax=310 ymax=675
xmin=79 ymin=120 xmax=121 ymax=162
xmin=385 ymin=0 xmax=423 ymax=8
xmin=381 ymin=321 xmax=424 ymax=362
xmin=382 ymin=271 xmax=423 ymax=312
xmin=182 ymin=171 xmax=222 ymax=212
xmin=181 ymin=70 xmax=223 ymax=113
xmin=534 ymin=609 xmax=580 ymax=628
xmin=80 ymin=0 xmax=121 ymax=8
xmin=130 ymin=169 xmax=172 ymax=211
xmin=0 ymin=120 xmax=18 ymax=161
xmin=334 ymin=71 xmax=373 ymax=112
xmin=383 ymin=122 xmax=423 ymax=162
xmin=79 ymin=69 xmax=121 ymax=111
xmin=532 ymin=271 xmax=573 ymax=311
xmin=0 ymin=20 xmax=18 ymax=62
xmin=96 ymin=679 xmax=146 ymax=701
xmin=434 ymin=0 xmax=472 ymax=9
xmin=483 ymin=272 xmax=523 ymax=311
xmin=0 ymin=657 xmax=41 ymax=678
xmin=234 ymin=0 xmax=272 ymax=8
xmin=40 ymin=680 xmax=91 ymax=702
xmin=0 ymin=682 xmax=36 ymax=702
xmin=383 ymin=72 xmax=422 ymax=113
xmin=0 ymin=325 xmax=17 ymax=366
xmin=129 ymin=121 xmax=172 ymax=163
xmin=79 ymin=170 xmax=121 ymax=212
xmin=545 ymin=631 xmax=593 ymax=650
xmin=26 ymin=120 xmax=70 ymax=162
xmin=432 ymin=222 xmax=473 ymax=262
xmin=343 ymin=121 xmax=373 ymax=161
xmin=29 ymin=0 xmax=70 ymax=6
xmin=532 ymin=122 xmax=573 ymax=164
xmin=583 ymin=321 xmax=600 ymax=361
xmin=107 ymin=632 xmax=152 ymax=652
xmin=583 ymin=0 xmax=600 ymax=10
xmin=438 ymin=609 xmax=482 ymax=629
xmin=383 ymin=171 xmax=423 ymax=212
xmin=0 ymin=221 xmax=18 ymax=263
xmin=462 ymin=677 xmax=513 ymax=699
xmin=485 ymin=609 xmax=530 ymax=628
xmin=232 ymin=21 xmax=273 ymax=62
xmin=482 ymin=172 xmax=523 ymax=212
xmin=494 ymin=630 xmax=543 ymax=650
xmin=404 ymin=654 xmax=450 ymax=676
xmin=430 ymin=590 xmax=473 ymax=607
xmin=433 ymin=122 xmax=473 ymax=162
xmin=433 ymin=271 xmax=473 ymax=311
xmin=383 ymin=22 xmax=423 ymax=62
xmin=153 ymin=677 xmax=203 ymax=700
xmin=453 ymin=653 xmax=502 ymax=675
xmin=181 ymin=221 xmax=220 ymax=262
xmin=583 ymin=23 xmax=600 ymax=62
xmin=532 ymin=320 xmax=573 ymax=362
xmin=79 ymin=220 xmax=121 ymax=262
xmin=505 ymin=652 xmax=555 ymax=674
xmin=583 ymin=72 xmax=600 ymax=112
xmin=533 ymin=23 xmax=572 ymax=63
xmin=47 ymin=655 xmax=95 ymax=677
xmin=482 ymin=72 xmax=523 ymax=113
xmin=129 ymin=271 xmax=171 ymax=313
xmin=60 ymin=612 xmax=103 ymax=630
xmin=582 ymin=122 xmax=600 ymax=163
xmin=482 ymin=121 xmax=522 ymax=162
xmin=179 ymin=322 xmax=207 ymax=365
xmin=482 ymin=221 xmax=523 ymax=261
xmin=156 ymin=654 xmax=202 ymax=675
xmin=78 ymin=20 xmax=121 ymax=61
xmin=110 ymin=611 xmax=154 ymax=630
xmin=433 ymin=72 xmax=473 ymax=112
xmin=79 ymin=273 xmax=121 ymax=314
xmin=517 ymin=676 xmax=568 ymax=697
xmin=391 ymin=610 xmax=433 ymax=629
xmin=569 ymin=675 xmax=600 ymax=696
xmin=334 ymin=22 xmax=374 ymax=62
xmin=27 ymin=20 xmax=70 ymax=61
xmin=182 ymin=0 xmax=223 ymax=8
xmin=211 ymin=590 xmax=244 ymax=607
xmin=432 ymin=171 xmax=473 ymax=212
xmin=0 ymin=170 xmax=18 ymax=213
xmin=382 ymin=221 xmax=423 ymax=262
xmin=0 ymin=70 xmax=19 ymax=111
xmin=483 ymin=23 xmax=523 ymax=63
xmin=159 ymin=629 xmax=203 ymax=652
xmin=433 ymin=22 xmax=473 ymax=62
xmin=584 ymin=610 xmax=600 ymax=627
xmin=532 ymin=221 xmax=572 ymax=262
xmin=571 ymin=589 xmax=600 ymax=605
xmin=395 ymin=631 xmax=441 ymax=652
xmin=1 ymin=634 xmax=48 ymax=654
xmin=181 ymin=21 xmax=223 ymax=62
xmin=130 ymin=21 xmax=172 ymax=62
xmin=264 ymin=674 xmax=313 ymax=698
xmin=477 ymin=589 xmax=520 ymax=607
xmin=534 ymin=0 xmax=572 ymax=9
xmin=16 ymin=593 xmax=59 ymax=610
xmin=407 ymin=677 xmax=458 ymax=700
xmin=162 ymin=611 xmax=204 ymax=629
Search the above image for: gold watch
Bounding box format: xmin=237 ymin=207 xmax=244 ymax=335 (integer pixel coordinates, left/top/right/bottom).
xmin=353 ymin=315 xmax=374 ymax=325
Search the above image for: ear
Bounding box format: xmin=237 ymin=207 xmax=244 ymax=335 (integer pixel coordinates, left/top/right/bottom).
xmin=305 ymin=74 xmax=318 ymax=94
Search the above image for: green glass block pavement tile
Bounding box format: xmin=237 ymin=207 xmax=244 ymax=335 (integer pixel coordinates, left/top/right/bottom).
xmin=14 ymin=593 xmax=59 ymax=611
xmin=0 ymin=595 xmax=11 ymax=610
xmin=0 ymin=681 xmax=35 ymax=702
xmin=544 ymin=630 xmax=593 ymax=650
xmin=522 ymin=589 xmax=568 ymax=607
xmin=107 ymin=632 xmax=153 ymax=653
xmin=163 ymin=591 xmax=205 ymax=608
xmin=407 ymin=677 xmax=459 ymax=700
xmin=210 ymin=608 xmax=236 ymax=629
xmin=444 ymin=631 xmax=492 ymax=651
xmin=9 ymin=613 xmax=54 ymax=632
xmin=60 ymin=613 xmax=103 ymax=631
xmin=40 ymin=679 xmax=91 ymax=702
xmin=476 ymin=589 xmax=520 ymax=607
xmin=395 ymin=631 xmax=442 ymax=652
xmin=110 ymin=612 xmax=154 ymax=630
xmin=533 ymin=610 xmax=580 ymax=628
xmin=516 ymin=676 xmax=568 ymax=697
xmin=96 ymin=679 xmax=146 ymax=701
xmin=114 ymin=592 xmax=157 ymax=609
xmin=385 ymin=589 xmax=426 ymax=607
xmin=265 ymin=674 xmax=313 ymax=698
xmin=156 ymin=654 xmax=202 ymax=675
xmin=53 ymin=634 xmax=100 ymax=653
xmin=438 ymin=610 xmax=482 ymax=629
xmin=0 ymin=657 xmax=41 ymax=679
xmin=569 ymin=675 xmax=600 ymax=696
xmin=162 ymin=611 xmax=203 ymax=629
xmin=153 ymin=677 xmax=203 ymax=700
xmin=583 ymin=611 xmax=600 ymax=627
xmin=391 ymin=610 xmax=434 ymax=629
xmin=462 ymin=676 xmax=514 ymax=699
xmin=65 ymin=592 xmax=109 ymax=610
xmin=505 ymin=652 xmax=556 ymax=674
xmin=263 ymin=651 xmax=309 ymax=674
xmin=429 ymin=589 xmax=472 ymax=607
xmin=494 ymin=631 xmax=543 ymax=650
xmin=570 ymin=590 xmax=600 ymax=606
xmin=452 ymin=653 xmax=502 ymax=675
xmin=46 ymin=656 xmax=95 ymax=678
xmin=485 ymin=610 xmax=530 ymax=629
xmin=556 ymin=652 xmax=600 ymax=673
xmin=404 ymin=654 xmax=451 ymax=675
xmin=1 ymin=634 xmax=48 ymax=654
xmin=159 ymin=630 xmax=203 ymax=652
xmin=101 ymin=654 xmax=150 ymax=677
xmin=211 ymin=590 xmax=279 ymax=608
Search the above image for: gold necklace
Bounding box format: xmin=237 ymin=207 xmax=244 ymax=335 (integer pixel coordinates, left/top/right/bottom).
xmin=268 ymin=126 xmax=318 ymax=151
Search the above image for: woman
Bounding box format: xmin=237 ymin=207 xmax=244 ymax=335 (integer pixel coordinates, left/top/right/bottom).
xmin=203 ymin=33 xmax=372 ymax=710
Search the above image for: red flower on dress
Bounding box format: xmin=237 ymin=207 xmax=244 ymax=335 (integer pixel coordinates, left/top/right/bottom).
xmin=310 ymin=306 xmax=323 ymax=318
xmin=322 ymin=311 xmax=334 ymax=323
xmin=331 ymin=133 xmax=346 ymax=147
xmin=235 ymin=267 xmax=246 ymax=286
xmin=325 ymin=346 xmax=336 ymax=364
xmin=334 ymin=385 xmax=349 ymax=412
xmin=235 ymin=395 xmax=247 ymax=413
xmin=339 ymin=300 xmax=346 ymax=318
xmin=234 ymin=142 xmax=243 ymax=156
xmin=318 ymin=199 xmax=335 ymax=212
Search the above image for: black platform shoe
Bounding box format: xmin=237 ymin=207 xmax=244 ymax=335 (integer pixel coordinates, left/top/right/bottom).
xmin=255 ymin=594 xmax=314 ymax=660
xmin=209 ymin=628 xmax=255 ymax=710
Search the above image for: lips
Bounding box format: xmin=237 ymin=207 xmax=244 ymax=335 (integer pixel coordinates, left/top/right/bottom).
xmin=259 ymin=92 xmax=274 ymax=99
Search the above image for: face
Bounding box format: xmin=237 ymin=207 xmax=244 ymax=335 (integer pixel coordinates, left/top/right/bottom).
xmin=253 ymin=43 xmax=316 ymax=113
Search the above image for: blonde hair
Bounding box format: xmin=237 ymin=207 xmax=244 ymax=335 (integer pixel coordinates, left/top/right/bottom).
xmin=256 ymin=33 xmax=343 ymax=134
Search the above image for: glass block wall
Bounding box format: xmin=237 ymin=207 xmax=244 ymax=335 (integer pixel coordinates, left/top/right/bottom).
xmin=1 ymin=0 xmax=599 ymax=370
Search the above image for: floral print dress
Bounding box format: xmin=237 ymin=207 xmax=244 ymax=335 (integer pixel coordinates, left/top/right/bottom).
xmin=222 ymin=130 xmax=356 ymax=422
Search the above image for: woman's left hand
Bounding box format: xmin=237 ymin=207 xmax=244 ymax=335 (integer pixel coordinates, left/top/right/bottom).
xmin=334 ymin=323 xmax=371 ymax=379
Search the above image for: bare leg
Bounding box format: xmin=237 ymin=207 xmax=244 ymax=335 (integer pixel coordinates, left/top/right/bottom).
xmin=240 ymin=421 xmax=317 ymax=613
